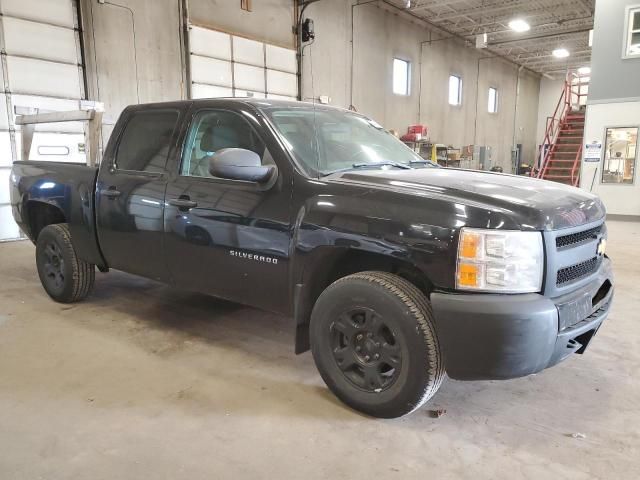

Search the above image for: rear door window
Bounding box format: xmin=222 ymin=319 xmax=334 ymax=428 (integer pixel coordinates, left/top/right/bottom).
xmin=115 ymin=110 xmax=180 ymax=173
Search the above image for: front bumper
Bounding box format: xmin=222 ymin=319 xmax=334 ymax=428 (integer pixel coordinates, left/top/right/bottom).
xmin=431 ymin=257 xmax=613 ymax=380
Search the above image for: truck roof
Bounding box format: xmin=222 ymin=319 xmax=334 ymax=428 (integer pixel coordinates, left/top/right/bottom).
xmin=127 ymin=97 xmax=351 ymax=113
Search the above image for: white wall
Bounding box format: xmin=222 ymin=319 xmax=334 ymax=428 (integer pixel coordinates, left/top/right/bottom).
xmin=581 ymin=101 xmax=640 ymax=215
xmin=535 ymin=77 xmax=565 ymax=147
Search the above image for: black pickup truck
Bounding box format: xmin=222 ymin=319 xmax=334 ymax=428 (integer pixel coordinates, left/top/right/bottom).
xmin=10 ymin=99 xmax=613 ymax=418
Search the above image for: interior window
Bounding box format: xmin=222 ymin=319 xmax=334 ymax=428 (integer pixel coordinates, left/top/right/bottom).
xmin=601 ymin=127 xmax=637 ymax=184
xmin=181 ymin=110 xmax=268 ymax=178
xmin=115 ymin=110 xmax=179 ymax=173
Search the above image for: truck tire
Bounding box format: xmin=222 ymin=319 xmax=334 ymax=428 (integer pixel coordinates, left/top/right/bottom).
xmin=35 ymin=223 xmax=95 ymax=303
xmin=310 ymin=271 xmax=445 ymax=418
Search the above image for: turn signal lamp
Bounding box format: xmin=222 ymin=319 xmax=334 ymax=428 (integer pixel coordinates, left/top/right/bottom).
xmin=456 ymin=228 xmax=544 ymax=293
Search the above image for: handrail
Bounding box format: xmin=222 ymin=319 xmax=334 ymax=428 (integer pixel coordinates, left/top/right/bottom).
xmin=534 ymin=77 xmax=569 ymax=178
xmin=533 ymin=70 xmax=589 ymax=180
xmin=571 ymin=144 xmax=583 ymax=186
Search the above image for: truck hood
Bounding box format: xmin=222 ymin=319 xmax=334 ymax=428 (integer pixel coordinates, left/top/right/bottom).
xmin=329 ymin=168 xmax=605 ymax=231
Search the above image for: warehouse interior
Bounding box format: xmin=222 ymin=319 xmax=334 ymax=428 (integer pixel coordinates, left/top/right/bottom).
xmin=1 ymin=0 xmax=639 ymax=478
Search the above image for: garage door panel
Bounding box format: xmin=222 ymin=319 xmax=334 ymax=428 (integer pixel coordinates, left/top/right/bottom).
xmin=15 ymin=131 xmax=85 ymax=163
xmin=0 ymin=0 xmax=82 ymax=241
xmin=3 ymin=17 xmax=77 ymax=64
xmin=0 ymin=98 xmax=9 ymax=131
xmin=267 ymin=70 xmax=297 ymax=97
xmin=234 ymin=90 xmax=266 ymax=99
xmin=0 ymin=205 xmax=20 ymax=240
xmin=0 ymin=168 xmax=10 ymax=204
xmin=266 ymin=93 xmax=297 ymax=101
xmin=191 ymin=56 xmax=232 ymax=88
xmin=234 ymin=63 xmax=265 ymax=92
xmin=189 ymin=26 xmax=298 ymax=103
xmin=0 ymin=133 xmax=12 ymax=167
xmin=265 ymin=44 xmax=296 ymax=73
xmin=6 ymin=56 xmax=81 ymax=99
xmin=190 ymin=27 xmax=231 ymax=60
xmin=0 ymin=0 xmax=75 ymax=28
xmin=232 ymin=36 xmax=264 ymax=67
xmin=192 ymin=83 xmax=233 ymax=99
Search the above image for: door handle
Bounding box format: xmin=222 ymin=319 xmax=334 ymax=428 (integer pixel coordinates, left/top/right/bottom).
xmin=101 ymin=188 xmax=121 ymax=198
xmin=168 ymin=198 xmax=198 ymax=209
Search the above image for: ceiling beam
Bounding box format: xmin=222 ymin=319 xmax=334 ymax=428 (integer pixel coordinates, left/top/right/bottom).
xmin=409 ymin=0 xmax=470 ymax=13
xmin=426 ymin=0 xmax=544 ymax=22
xmin=523 ymin=54 xmax=591 ymax=66
xmin=490 ymin=27 xmax=592 ymax=45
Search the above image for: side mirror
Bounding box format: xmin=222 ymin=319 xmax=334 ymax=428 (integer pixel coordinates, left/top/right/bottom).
xmin=209 ymin=148 xmax=275 ymax=183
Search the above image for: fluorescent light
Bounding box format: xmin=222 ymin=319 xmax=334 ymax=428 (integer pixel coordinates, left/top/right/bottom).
xmin=578 ymin=66 xmax=591 ymax=74
xmin=553 ymin=48 xmax=570 ymax=58
xmin=508 ymin=19 xmax=530 ymax=32
xmin=588 ymin=29 xmax=593 ymax=47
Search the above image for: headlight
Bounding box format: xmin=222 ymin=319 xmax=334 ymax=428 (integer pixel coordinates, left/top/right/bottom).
xmin=456 ymin=228 xmax=544 ymax=293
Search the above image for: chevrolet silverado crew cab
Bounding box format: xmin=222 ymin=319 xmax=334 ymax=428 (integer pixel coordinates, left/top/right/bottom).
xmin=10 ymin=99 xmax=613 ymax=418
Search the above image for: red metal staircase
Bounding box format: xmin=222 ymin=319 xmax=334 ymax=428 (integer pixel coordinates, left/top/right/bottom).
xmin=535 ymin=72 xmax=589 ymax=186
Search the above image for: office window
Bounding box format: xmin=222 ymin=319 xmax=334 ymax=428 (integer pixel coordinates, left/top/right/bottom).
xmin=601 ymin=127 xmax=637 ymax=184
xmin=624 ymin=6 xmax=640 ymax=58
xmin=488 ymin=87 xmax=498 ymax=113
xmin=393 ymin=58 xmax=410 ymax=96
xmin=449 ymin=75 xmax=462 ymax=105
xmin=115 ymin=110 xmax=179 ymax=173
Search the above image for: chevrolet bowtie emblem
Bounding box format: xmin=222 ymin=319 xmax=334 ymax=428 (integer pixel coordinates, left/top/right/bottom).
xmin=597 ymin=238 xmax=607 ymax=256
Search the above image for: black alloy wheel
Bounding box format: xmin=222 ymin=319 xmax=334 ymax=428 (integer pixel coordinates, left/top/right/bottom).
xmin=331 ymin=307 xmax=402 ymax=393
xmin=310 ymin=271 xmax=445 ymax=418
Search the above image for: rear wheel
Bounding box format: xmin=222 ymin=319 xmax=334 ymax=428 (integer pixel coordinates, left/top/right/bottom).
xmin=310 ymin=271 xmax=445 ymax=418
xmin=36 ymin=224 xmax=95 ymax=303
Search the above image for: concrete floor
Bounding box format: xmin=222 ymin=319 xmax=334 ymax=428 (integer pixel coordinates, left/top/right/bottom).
xmin=0 ymin=221 xmax=639 ymax=480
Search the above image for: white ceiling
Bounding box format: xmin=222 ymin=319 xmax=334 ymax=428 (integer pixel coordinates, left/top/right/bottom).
xmin=386 ymin=0 xmax=594 ymax=75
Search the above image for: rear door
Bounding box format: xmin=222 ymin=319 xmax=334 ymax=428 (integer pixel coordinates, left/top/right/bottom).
xmin=96 ymin=105 xmax=187 ymax=281
xmin=163 ymin=104 xmax=293 ymax=312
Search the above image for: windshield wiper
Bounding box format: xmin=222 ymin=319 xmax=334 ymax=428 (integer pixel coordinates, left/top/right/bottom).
xmin=322 ymin=161 xmax=412 ymax=176
xmin=408 ymin=159 xmax=439 ymax=167
xmin=352 ymin=161 xmax=411 ymax=170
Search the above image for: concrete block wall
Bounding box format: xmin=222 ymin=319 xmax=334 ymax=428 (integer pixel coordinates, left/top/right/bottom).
xmin=302 ymin=0 xmax=542 ymax=172
xmin=78 ymin=0 xmax=541 ymax=172
xmin=80 ymin=0 xmax=185 ymax=143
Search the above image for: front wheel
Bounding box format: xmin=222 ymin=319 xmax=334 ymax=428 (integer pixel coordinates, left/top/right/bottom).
xmin=310 ymin=271 xmax=445 ymax=418
xmin=36 ymin=223 xmax=95 ymax=303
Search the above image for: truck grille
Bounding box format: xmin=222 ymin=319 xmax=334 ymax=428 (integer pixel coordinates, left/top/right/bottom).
xmin=556 ymin=225 xmax=602 ymax=249
xmin=544 ymin=220 xmax=606 ymax=295
xmin=556 ymin=257 xmax=599 ymax=286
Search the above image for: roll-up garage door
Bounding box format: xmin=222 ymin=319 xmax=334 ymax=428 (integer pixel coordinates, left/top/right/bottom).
xmin=0 ymin=0 xmax=86 ymax=241
xmin=188 ymin=25 xmax=297 ymax=101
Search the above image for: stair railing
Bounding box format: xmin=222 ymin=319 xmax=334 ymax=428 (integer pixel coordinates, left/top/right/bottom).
xmin=534 ymin=76 xmax=571 ymax=179
xmin=570 ymin=144 xmax=583 ymax=186
xmin=534 ymin=70 xmax=590 ymax=180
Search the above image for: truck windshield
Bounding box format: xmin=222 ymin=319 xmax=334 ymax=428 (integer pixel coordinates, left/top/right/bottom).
xmin=262 ymin=105 xmax=436 ymax=176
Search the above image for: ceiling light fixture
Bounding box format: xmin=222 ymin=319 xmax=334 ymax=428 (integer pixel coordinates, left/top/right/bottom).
xmin=553 ymin=48 xmax=570 ymax=58
xmin=578 ymin=66 xmax=591 ymax=74
xmin=508 ymin=19 xmax=530 ymax=32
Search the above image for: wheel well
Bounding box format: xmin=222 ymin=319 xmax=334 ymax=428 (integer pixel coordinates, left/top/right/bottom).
xmin=27 ymin=201 xmax=66 ymax=240
xmin=294 ymin=248 xmax=433 ymax=354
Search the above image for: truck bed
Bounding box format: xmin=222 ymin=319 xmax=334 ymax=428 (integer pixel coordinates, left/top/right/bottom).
xmin=10 ymin=161 xmax=104 ymax=267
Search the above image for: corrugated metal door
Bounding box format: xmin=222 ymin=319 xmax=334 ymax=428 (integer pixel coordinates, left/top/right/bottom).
xmin=0 ymin=0 xmax=86 ymax=241
xmin=188 ymin=25 xmax=297 ymax=102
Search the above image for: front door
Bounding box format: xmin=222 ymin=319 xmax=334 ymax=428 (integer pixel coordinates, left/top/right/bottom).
xmin=96 ymin=106 xmax=184 ymax=281
xmin=163 ymin=107 xmax=292 ymax=312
